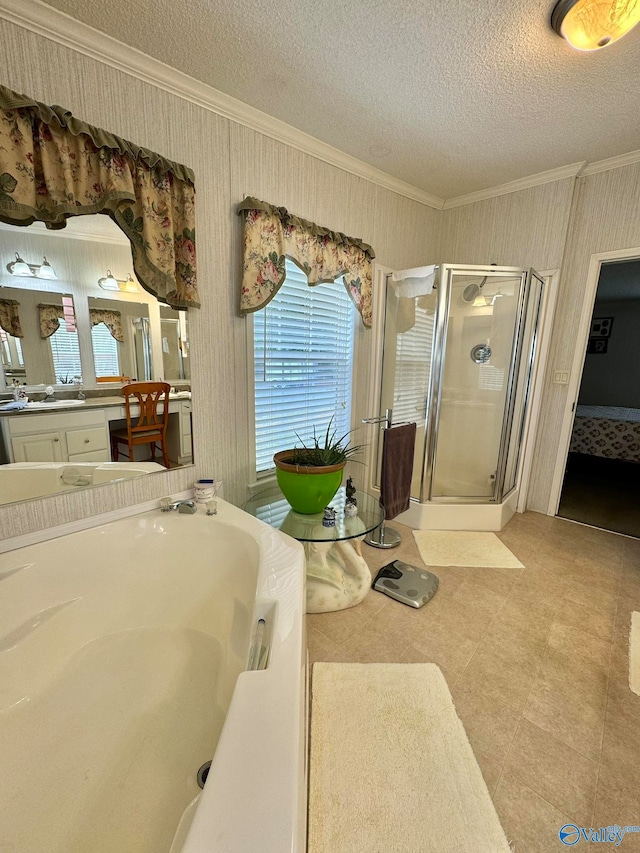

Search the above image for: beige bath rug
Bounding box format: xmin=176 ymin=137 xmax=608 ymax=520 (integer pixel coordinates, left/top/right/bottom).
xmin=631 ymin=612 xmax=640 ymax=696
xmin=309 ymin=662 xmax=511 ymax=853
xmin=412 ymin=530 xmax=524 ymax=568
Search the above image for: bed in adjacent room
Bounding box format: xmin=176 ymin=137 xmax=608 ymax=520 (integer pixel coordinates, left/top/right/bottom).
xmin=570 ymin=405 xmax=640 ymax=462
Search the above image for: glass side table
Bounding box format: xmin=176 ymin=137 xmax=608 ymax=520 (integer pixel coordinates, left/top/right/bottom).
xmin=244 ymin=484 xmax=384 ymax=614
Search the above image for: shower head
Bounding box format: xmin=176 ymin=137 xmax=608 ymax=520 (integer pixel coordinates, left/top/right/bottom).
xmin=462 ymin=276 xmax=488 ymax=303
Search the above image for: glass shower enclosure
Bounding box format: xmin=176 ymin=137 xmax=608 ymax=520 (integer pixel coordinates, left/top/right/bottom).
xmin=375 ymin=264 xmax=545 ymax=506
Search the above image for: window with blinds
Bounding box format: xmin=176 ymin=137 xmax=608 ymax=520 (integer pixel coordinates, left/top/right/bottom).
xmin=91 ymin=323 xmax=120 ymax=377
xmin=254 ymin=259 xmax=355 ymax=476
xmin=49 ymin=325 xmax=81 ymax=383
xmin=392 ymin=306 xmax=434 ymax=424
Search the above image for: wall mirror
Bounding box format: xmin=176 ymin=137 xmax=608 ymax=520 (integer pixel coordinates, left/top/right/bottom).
xmin=1 ymin=286 xmax=77 ymax=386
xmin=0 ymin=216 xmax=193 ymax=506
xmin=87 ymin=296 xmax=153 ymax=382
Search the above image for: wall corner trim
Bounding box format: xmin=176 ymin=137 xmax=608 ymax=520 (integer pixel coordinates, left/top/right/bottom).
xmin=0 ymin=0 xmax=445 ymax=211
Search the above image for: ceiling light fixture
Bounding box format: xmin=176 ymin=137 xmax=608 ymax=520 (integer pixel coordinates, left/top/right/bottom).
xmin=551 ymin=0 xmax=640 ymax=50
xmin=98 ymin=271 xmax=139 ymax=293
xmin=6 ymin=252 xmax=58 ymax=279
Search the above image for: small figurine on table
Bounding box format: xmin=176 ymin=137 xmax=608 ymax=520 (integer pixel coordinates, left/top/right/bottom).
xmin=345 ymin=477 xmax=358 ymax=517
xmin=322 ymin=506 xmax=337 ymax=527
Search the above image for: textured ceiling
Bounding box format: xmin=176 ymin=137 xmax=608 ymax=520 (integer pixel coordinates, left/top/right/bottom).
xmin=39 ymin=0 xmax=640 ymax=199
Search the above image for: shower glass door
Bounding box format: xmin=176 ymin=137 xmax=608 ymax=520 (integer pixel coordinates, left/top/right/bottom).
xmin=375 ymin=264 xmax=545 ymax=506
xmin=375 ymin=275 xmax=438 ymax=499
xmin=501 ymin=271 xmax=545 ymax=496
xmin=429 ymin=266 xmax=527 ymax=501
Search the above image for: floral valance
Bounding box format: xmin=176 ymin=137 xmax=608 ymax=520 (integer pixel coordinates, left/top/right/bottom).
xmin=89 ymin=308 xmax=124 ymax=342
xmin=38 ymin=303 xmax=63 ymax=338
xmin=0 ymin=298 xmax=23 ymax=337
xmin=0 ymin=85 xmax=199 ymax=311
xmin=237 ymin=197 xmax=374 ymax=328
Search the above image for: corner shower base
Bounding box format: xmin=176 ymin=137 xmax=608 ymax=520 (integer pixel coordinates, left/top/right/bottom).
xmin=394 ymin=489 xmax=518 ymax=532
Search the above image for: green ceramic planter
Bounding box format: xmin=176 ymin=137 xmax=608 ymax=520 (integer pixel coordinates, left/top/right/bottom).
xmin=273 ymin=450 xmax=345 ymax=514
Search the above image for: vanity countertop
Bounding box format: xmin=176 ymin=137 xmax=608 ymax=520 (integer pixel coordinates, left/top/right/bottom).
xmin=0 ymin=391 xmax=191 ymax=418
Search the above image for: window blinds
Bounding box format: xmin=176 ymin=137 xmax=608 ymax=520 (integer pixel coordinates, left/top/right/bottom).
xmin=48 ymin=325 xmax=81 ymax=382
xmin=254 ymin=259 xmax=355 ymax=475
xmin=392 ymin=306 xmax=434 ymax=425
xmin=91 ymin=323 xmax=120 ymax=377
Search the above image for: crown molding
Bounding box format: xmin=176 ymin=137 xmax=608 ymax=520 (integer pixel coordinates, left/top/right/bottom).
xmin=3 ymin=0 xmax=639 ymax=213
xmin=441 ymin=161 xmax=587 ymax=210
xmin=581 ymin=148 xmax=640 ymax=177
xmin=0 ymin=220 xmax=130 ymax=245
xmin=0 ymin=0 xmax=445 ymax=211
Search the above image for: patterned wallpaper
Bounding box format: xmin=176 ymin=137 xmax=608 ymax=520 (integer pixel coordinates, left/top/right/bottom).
xmin=1 ymin=14 xmax=638 ymax=539
xmin=440 ymin=167 xmax=640 ymax=514
xmin=0 ymin=17 xmax=439 ymax=539
xmin=528 ymin=163 xmax=640 ymax=512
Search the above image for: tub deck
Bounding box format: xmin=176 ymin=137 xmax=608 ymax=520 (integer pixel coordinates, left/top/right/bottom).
xmin=0 ymin=503 xmax=306 ymax=852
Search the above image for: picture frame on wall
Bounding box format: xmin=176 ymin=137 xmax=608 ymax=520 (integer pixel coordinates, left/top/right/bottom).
xmin=587 ymin=337 xmax=608 ymax=355
xmin=590 ymin=317 xmax=614 ymax=338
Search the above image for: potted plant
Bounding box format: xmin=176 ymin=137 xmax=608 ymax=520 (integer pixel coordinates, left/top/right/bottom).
xmin=273 ymin=420 xmax=363 ymax=514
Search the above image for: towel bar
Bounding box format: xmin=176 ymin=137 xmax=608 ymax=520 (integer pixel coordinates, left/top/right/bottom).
xmin=365 ymin=520 xmax=401 ymax=549
xmin=362 ymin=407 xmax=405 ymax=549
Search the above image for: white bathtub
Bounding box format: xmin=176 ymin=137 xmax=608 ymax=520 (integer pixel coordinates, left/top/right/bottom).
xmin=0 ymin=461 xmax=166 ymax=504
xmin=0 ymin=499 xmax=307 ymax=852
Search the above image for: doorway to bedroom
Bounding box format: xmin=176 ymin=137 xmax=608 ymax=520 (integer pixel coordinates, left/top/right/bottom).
xmin=557 ymin=258 xmax=640 ymax=537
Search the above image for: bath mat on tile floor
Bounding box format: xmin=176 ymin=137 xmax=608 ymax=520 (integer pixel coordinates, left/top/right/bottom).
xmin=309 ymin=662 xmax=511 ymax=853
xmin=412 ymin=530 xmax=524 ymax=568
xmin=631 ymin=612 xmax=640 ymax=696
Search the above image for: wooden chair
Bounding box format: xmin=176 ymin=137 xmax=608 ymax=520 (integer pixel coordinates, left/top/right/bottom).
xmin=110 ymin=381 xmax=171 ymax=468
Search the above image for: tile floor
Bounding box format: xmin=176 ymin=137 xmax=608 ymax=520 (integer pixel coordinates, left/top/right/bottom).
xmin=307 ymin=511 xmax=640 ymax=852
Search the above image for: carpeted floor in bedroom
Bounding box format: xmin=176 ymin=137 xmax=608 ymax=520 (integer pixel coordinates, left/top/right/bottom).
xmin=306 ymin=510 xmax=640 ymax=853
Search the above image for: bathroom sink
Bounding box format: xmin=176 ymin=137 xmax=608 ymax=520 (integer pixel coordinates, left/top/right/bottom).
xmin=26 ymin=400 xmax=86 ymax=410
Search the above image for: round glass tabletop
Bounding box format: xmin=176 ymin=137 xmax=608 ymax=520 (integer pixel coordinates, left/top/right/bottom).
xmin=244 ymin=484 xmax=384 ymax=543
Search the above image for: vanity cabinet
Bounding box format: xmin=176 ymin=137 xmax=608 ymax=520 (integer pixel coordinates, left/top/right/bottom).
xmin=12 ymin=431 xmax=65 ymax=463
xmin=166 ymin=399 xmax=192 ymax=465
xmin=66 ymin=426 xmax=111 ymax=462
xmin=2 ymin=410 xmax=110 ymax=464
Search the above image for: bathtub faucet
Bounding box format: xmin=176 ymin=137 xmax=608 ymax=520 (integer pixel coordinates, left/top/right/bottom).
xmin=160 ymin=498 xmax=197 ymax=514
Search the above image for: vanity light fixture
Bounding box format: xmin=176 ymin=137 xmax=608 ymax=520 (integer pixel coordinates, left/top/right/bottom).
xmin=98 ymin=271 xmax=139 ymax=293
xmin=37 ymin=257 xmax=57 ymax=280
xmin=98 ymin=270 xmax=119 ymax=291
xmin=6 ymin=252 xmax=32 ymax=277
xmin=121 ymin=274 xmax=139 ymax=294
xmin=551 ymin=0 xmax=640 ymax=50
xmin=6 ymin=252 xmax=58 ymax=279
